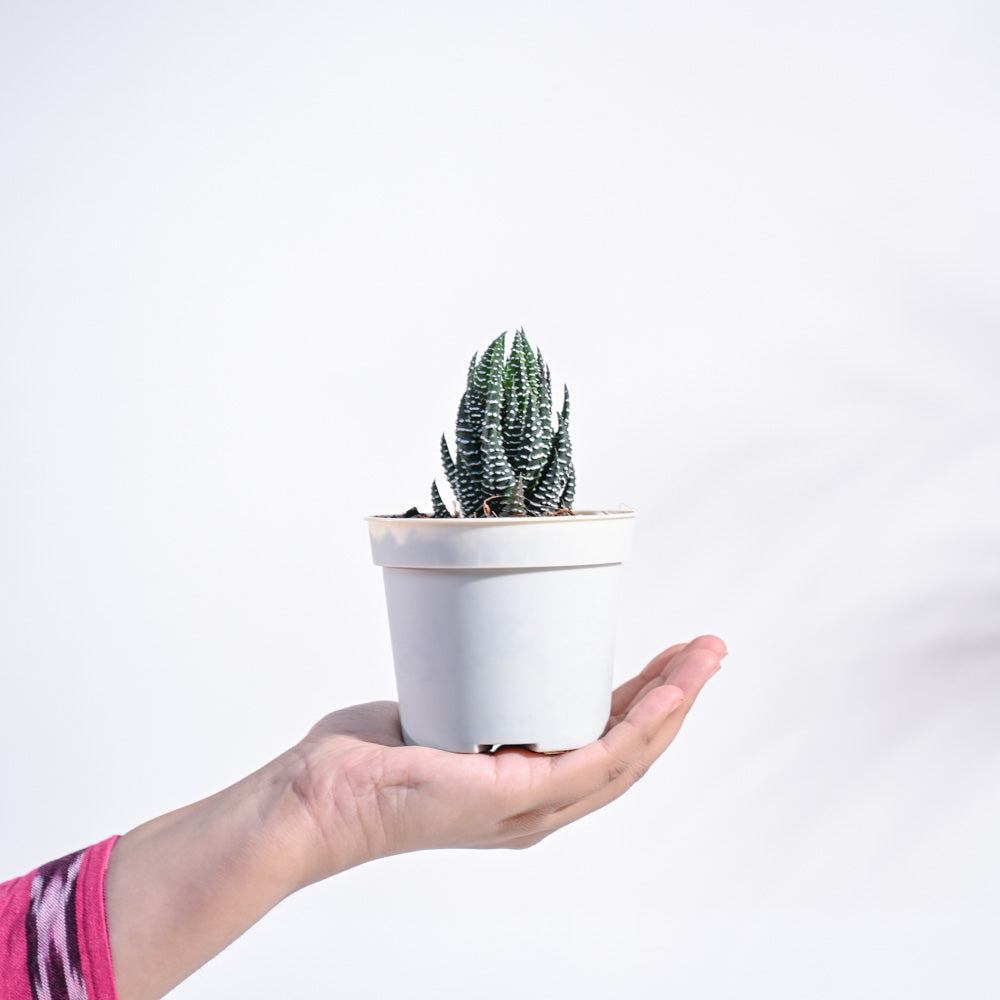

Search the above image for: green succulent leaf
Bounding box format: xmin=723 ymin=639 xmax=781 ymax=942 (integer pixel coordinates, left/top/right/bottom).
xmin=430 ymin=480 xmax=452 ymax=518
xmin=507 ymin=477 xmax=527 ymax=518
xmin=431 ymin=329 xmax=575 ymax=517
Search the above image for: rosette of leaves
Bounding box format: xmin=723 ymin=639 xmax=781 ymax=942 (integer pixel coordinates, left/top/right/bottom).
xmin=431 ymin=329 xmax=575 ymax=518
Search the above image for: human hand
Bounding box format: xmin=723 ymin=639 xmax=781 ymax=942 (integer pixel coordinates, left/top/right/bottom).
xmin=287 ymin=634 xmax=726 ymax=883
xmin=106 ymin=636 xmax=724 ymax=1000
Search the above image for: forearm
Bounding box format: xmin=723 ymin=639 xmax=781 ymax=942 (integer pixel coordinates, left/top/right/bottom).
xmin=104 ymin=752 xmax=323 ymax=1000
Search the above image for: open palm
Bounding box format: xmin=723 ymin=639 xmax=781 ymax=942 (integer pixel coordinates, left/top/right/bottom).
xmin=289 ymin=635 xmax=725 ymax=882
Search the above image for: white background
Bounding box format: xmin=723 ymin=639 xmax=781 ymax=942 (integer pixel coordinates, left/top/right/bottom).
xmin=2 ymin=2 xmax=998 ymax=997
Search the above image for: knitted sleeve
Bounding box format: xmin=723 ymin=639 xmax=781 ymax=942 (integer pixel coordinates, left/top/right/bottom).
xmin=0 ymin=836 xmax=119 ymax=1000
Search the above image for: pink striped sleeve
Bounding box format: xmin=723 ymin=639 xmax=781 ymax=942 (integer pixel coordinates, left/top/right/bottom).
xmin=77 ymin=836 xmax=120 ymax=999
xmin=0 ymin=836 xmax=120 ymax=1000
xmin=0 ymin=864 xmax=33 ymax=999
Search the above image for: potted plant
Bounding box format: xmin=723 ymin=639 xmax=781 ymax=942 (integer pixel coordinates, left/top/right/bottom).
xmin=367 ymin=329 xmax=635 ymax=752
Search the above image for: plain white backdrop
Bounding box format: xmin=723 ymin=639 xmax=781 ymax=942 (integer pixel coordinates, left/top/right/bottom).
xmin=2 ymin=2 xmax=998 ymax=997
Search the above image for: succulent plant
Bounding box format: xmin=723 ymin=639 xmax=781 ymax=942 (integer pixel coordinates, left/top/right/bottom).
xmin=431 ymin=329 xmax=575 ymax=518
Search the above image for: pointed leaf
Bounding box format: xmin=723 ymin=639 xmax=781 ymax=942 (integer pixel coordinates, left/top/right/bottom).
xmin=431 ymin=480 xmax=452 ymax=518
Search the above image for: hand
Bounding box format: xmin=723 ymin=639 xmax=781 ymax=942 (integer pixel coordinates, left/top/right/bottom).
xmin=107 ymin=635 xmax=725 ymax=1000
xmin=287 ymin=634 xmax=727 ymax=882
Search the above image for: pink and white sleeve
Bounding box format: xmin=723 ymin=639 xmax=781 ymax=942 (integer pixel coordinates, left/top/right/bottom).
xmin=0 ymin=836 xmax=119 ymax=999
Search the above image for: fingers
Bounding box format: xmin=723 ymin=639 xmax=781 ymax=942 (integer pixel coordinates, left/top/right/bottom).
xmin=692 ymin=633 xmax=728 ymax=658
xmin=495 ymin=684 xmax=689 ymax=844
xmin=545 ymin=642 xmax=723 ymax=810
xmin=517 ymin=647 xmax=721 ymax=839
xmin=595 ymin=645 xmax=720 ymax=782
xmin=608 ymin=642 xmax=687 ymax=719
xmin=609 ymin=635 xmax=727 ymax=725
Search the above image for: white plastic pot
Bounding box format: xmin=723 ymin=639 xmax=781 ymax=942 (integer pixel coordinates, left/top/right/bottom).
xmin=367 ymin=511 xmax=635 ymax=753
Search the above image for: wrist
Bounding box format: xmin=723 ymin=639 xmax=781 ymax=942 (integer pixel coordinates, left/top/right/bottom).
xmin=236 ymin=751 xmax=329 ymax=895
xmin=106 ymin=755 xmax=325 ymax=1000
xmin=275 ymin=739 xmax=382 ymax=886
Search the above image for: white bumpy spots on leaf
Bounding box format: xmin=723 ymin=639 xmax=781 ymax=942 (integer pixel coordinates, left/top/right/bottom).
xmin=433 ymin=330 xmax=576 ymax=518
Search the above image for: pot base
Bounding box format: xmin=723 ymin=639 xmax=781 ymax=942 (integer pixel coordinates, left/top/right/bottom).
xmin=401 ymin=724 xmax=589 ymax=754
xmin=402 ymin=725 xmax=546 ymax=754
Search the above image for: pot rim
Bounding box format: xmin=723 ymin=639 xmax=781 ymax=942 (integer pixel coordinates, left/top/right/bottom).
xmin=366 ymin=508 xmax=635 ymax=525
